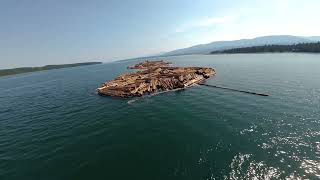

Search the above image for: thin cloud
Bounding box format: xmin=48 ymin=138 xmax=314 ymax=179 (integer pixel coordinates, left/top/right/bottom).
xmin=175 ymin=15 xmax=236 ymax=33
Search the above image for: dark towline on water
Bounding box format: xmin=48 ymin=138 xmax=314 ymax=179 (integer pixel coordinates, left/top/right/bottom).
xmin=199 ymin=83 xmax=269 ymax=96
xmin=0 ymin=62 xmax=102 ymax=77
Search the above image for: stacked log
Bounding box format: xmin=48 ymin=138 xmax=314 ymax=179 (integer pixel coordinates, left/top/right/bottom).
xmin=128 ymin=60 xmax=171 ymax=69
xmin=97 ymin=60 xmax=215 ymax=97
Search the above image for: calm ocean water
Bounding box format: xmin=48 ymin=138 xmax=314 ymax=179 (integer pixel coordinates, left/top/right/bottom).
xmin=1 ymin=54 xmax=320 ymax=179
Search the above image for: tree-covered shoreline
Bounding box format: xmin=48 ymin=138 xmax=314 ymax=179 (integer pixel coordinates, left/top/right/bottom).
xmin=0 ymin=62 xmax=102 ymax=77
xmin=211 ymin=42 xmax=320 ymax=54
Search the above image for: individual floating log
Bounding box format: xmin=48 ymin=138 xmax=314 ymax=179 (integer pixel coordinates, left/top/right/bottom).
xmin=199 ymin=83 xmax=269 ymax=96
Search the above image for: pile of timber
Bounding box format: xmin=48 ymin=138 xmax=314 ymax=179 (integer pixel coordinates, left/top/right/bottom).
xmin=97 ymin=60 xmax=215 ymax=97
xmin=128 ymin=60 xmax=171 ymax=69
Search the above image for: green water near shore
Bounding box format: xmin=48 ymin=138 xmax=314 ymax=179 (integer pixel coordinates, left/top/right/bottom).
xmin=1 ymin=54 xmax=320 ymax=179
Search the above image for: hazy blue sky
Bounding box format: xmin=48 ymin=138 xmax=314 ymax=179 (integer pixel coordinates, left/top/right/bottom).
xmin=1 ymin=0 xmax=319 ymax=68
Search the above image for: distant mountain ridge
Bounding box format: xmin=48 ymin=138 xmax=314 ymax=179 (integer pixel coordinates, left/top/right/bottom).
xmin=306 ymin=36 xmax=320 ymax=41
xmin=163 ymin=35 xmax=320 ymax=56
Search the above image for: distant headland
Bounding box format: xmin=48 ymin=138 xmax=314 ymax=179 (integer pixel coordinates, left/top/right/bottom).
xmin=162 ymin=35 xmax=320 ymax=56
xmin=210 ymin=42 xmax=320 ymax=54
xmin=0 ymin=62 xmax=102 ymax=77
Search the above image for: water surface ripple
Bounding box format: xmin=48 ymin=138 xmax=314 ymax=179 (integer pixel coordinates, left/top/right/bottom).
xmin=0 ymin=54 xmax=320 ymax=179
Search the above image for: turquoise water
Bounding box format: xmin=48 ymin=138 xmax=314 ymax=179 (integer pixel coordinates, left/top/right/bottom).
xmin=1 ymin=54 xmax=320 ymax=179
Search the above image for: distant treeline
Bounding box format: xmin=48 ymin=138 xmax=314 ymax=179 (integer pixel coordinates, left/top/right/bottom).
xmin=211 ymin=42 xmax=320 ymax=54
xmin=0 ymin=62 xmax=102 ymax=77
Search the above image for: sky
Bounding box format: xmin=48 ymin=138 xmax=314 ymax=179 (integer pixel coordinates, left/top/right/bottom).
xmin=1 ymin=0 xmax=320 ymax=68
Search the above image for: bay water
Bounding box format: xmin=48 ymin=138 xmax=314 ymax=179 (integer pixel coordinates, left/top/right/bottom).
xmin=1 ymin=54 xmax=320 ymax=179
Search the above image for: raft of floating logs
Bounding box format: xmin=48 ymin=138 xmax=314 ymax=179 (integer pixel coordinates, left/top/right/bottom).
xmin=97 ymin=60 xmax=215 ymax=97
